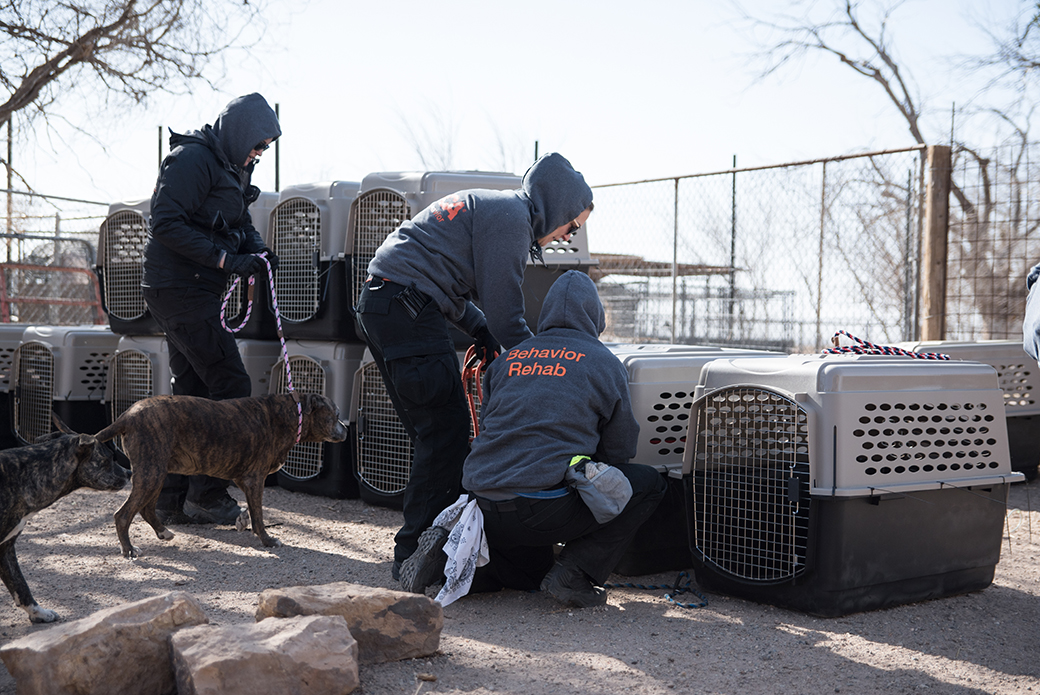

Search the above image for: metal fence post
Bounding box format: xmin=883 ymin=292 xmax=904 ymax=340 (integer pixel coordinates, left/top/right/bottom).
xmin=921 ymin=145 xmax=952 ymax=341
xmin=815 ymin=160 xmax=827 ymax=350
xmin=672 ymin=177 xmax=679 ymax=344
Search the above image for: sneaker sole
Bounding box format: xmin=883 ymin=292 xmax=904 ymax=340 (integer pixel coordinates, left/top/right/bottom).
xmin=399 ymin=526 xmax=449 ymax=594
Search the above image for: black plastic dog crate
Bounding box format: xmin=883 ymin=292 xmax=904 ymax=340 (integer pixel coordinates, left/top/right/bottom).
xmin=269 ymin=340 xmax=365 ymax=498
xmin=683 ymin=353 xmax=1023 ymax=616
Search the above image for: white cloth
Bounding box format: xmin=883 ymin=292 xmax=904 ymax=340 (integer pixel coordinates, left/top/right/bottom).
xmin=432 ymin=495 xmax=490 ymax=607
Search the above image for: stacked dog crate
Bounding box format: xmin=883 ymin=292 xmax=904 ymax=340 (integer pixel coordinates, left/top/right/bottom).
xmin=268 ymin=340 xmax=365 ymax=498
xmin=226 ymin=191 xmax=281 ymax=340
xmin=900 ymin=340 xmax=1040 ymax=480
xmin=268 ymin=181 xmax=360 ymax=341
xmin=97 ymin=199 xmax=159 ymax=335
xmin=10 ymin=325 xmax=120 ymax=443
xmin=106 ymin=335 xmax=174 ymax=425
xmin=606 ymin=344 xmax=785 ymax=576
xmin=0 ymin=325 xmax=28 ymax=448
xmin=351 ymin=349 xmax=475 ymax=508
xmin=683 ymin=353 xmax=1022 ymax=616
xmin=347 ymin=172 xmax=511 ymax=506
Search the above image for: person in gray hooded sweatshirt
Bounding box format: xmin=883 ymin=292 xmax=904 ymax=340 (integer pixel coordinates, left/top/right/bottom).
xmin=142 ymin=93 xmax=281 ymax=525
xmin=414 ymin=270 xmax=666 ymax=607
xmin=356 ymin=153 xmax=594 ymax=583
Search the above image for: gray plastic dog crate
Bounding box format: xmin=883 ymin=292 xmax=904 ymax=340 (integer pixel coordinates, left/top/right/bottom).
xmin=683 ymin=353 xmax=1023 ymax=616
xmin=0 ymin=324 xmax=28 ymax=448
xmin=10 ymin=325 xmax=119 ymax=443
xmin=348 ymin=171 xmax=591 ymax=345
xmin=351 ymin=348 xmax=474 ymax=509
xmin=606 ymin=344 xmax=786 ymax=576
xmin=224 ymin=191 xmax=281 ymax=340
xmin=106 ymin=335 xmax=174 ymax=425
xmin=268 ymin=182 xmax=360 ymax=342
xmin=97 ymin=199 xmax=160 ymax=336
xmin=98 ymin=194 xmax=281 ymax=339
xmin=269 ymin=340 xmax=365 ymax=498
xmin=900 ymin=340 xmax=1040 ymax=480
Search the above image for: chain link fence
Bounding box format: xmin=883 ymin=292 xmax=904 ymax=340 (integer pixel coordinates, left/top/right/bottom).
xmin=1 ymin=189 xmax=107 ymax=324
xmin=945 ymin=142 xmax=1040 ymax=341
xmin=590 ymin=147 xmax=926 ymax=353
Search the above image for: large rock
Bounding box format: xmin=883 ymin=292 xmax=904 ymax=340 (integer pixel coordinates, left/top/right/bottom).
xmin=171 ymin=615 xmax=359 ymax=695
xmin=255 ymin=582 xmax=442 ymax=664
xmin=0 ymin=591 xmax=208 ymax=695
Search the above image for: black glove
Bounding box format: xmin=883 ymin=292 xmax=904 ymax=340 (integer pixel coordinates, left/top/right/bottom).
xmin=223 ymin=253 xmax=266 ymax=277
xmin=258 ymin=247 xmax=280 ymax=273
xmin=473 ymin=326 xmax=502 ymax=364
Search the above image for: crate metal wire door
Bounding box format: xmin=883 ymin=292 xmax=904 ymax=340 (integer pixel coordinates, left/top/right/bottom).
xmin=272 ymin=198 xmax=321 ymax=323
xmin=99 ymin=210 xmax=149 ymax=321
xmin=689 ymin=386 xmax=812 ymax=584
xmin=350 ymin=189 xmax=410 ymax=308
xmin=108 ymin=350 xmax=153 ymax=423
xmin=12 ymin=342 xmax=54 ymax=444
xmin=356 ymin=360 xmax=412 ymax=496
xmin=272 ymin=355 xmax=326 ymax=480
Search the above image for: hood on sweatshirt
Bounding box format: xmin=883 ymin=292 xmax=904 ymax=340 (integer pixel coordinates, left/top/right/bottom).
xmin=522 ymin=153 xmax=593 ymax=244
xmin=167 ymin=93 xmax=281 ymax=173
xmin=536 ymin=270 xmax=605 ymax=337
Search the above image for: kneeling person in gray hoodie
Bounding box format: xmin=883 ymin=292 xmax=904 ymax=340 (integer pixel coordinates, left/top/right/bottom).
xmin=461 ymin=271 xmax=666 ymax=607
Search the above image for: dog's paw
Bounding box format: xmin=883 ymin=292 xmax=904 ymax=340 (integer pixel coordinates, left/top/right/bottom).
xmin=26 ymin=605 xmax=59 ymax=623
xmin=158 ymin=529 xmax=174 ymax=541
xmin=261 ymin=537 xmax=282 ymax=548
xmin=122 ymin=545 xmax=140 ymax=560
xmin=235 ymin=510 xmax=250 ymax=532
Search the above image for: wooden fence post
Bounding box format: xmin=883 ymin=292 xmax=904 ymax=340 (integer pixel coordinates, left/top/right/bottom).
xmin=921 ymin=145 xmax=951 ymax=341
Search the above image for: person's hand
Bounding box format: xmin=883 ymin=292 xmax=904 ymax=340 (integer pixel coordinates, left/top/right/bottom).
xmin=224 ymin=253 xmax=267 ymax=277
xmin=258 ymin=247 xmax=280 ymax=273
xmin=473 ymin=326 xmax=501 ymax=364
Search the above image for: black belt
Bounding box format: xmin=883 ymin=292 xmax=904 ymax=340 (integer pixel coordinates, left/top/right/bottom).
xmin=474 ymin=496 xmax=518 ymax=513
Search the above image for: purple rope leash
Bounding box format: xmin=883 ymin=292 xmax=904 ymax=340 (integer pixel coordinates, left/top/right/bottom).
xmin=821 ymin=329 xmax=950 ymax=360
xmin=220 ymin=252 xmax=303 ymax=444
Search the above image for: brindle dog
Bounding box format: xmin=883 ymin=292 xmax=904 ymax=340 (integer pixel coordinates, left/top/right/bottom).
xmin=0 ymin=419 xmax=129 ymax=623
xmin=94 ymin=393 xmax=348 ymax=559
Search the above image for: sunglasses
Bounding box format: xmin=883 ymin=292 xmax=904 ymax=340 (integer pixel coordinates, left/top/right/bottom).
xmin=252 ymin=141 xmax=271 ymax=153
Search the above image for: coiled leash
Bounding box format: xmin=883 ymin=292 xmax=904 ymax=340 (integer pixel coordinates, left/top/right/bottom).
xmin=462 ymin=344 xmax=489 ymax=442
xmin=220 ymin=252 xmax=303 ymax=444
xmin=821 ymin=329 xmax=950 ymax=360
xmin=604 ymin=571 xmax=708 ymax=609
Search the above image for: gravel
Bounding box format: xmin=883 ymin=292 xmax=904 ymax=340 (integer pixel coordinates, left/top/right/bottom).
xmin=1 ymin=477 xmax=1038 ymax=694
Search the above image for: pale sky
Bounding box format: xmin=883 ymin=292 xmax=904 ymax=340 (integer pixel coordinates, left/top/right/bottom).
xmin=12 ymin=0 xmax=1032 ymax=207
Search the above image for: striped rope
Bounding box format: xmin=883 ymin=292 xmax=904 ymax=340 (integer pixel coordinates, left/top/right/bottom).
xmin=821 ymin=330 xmax=950 ymax=360
xmin=604 ymin=571 xmax=708 ymax=609
xmin=220 ymin=252 xmax=303 ymax=444
xmin=220 ymin=275 xmax=255 ymax=333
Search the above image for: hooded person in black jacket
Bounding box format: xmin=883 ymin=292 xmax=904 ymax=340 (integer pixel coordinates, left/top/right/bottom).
xmin=142 ymin=93 xmax=281 ymax=525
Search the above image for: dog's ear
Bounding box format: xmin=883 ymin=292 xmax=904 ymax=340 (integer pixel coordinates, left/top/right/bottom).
xmin=52 ymin=412 xmax=76 ymax=434
xmin=74 ymin=433 xmax=98 ymax=459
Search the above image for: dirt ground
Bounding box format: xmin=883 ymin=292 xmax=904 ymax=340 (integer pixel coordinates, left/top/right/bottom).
xmin=1 ymin=475 xmax=1038 ymax=695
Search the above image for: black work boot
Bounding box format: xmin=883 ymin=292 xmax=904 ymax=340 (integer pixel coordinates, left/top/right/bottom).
xmin=184 ymin=493 xmax=242 ymax=525
xmin=399 ymin=525 xmax=450 ymax=594
xmin=540 ymin=556 xmax=607 ymax=608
